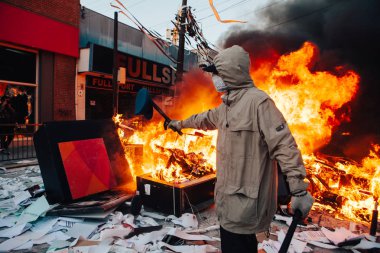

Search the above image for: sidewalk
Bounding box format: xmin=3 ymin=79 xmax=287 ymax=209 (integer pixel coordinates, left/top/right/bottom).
xmin=0 ymin=158 xmax=38 ymax=170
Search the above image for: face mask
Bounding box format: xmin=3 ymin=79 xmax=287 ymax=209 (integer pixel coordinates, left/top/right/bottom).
xmin=212 ymin=75 xmax=228 ymax=92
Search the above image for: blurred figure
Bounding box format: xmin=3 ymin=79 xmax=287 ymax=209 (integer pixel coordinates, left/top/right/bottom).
xmin=11 ymin=87 xmax=29 ymax=125
xmin=0 ymin=95 xmax=16 ymax=155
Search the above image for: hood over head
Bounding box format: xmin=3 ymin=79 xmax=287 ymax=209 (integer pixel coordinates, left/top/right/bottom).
xmin=213 ymin=45 xmax=254 ymax=90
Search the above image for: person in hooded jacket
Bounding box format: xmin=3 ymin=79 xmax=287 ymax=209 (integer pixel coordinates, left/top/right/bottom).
xmin=168 ymin=45 xmax=314 ymax=252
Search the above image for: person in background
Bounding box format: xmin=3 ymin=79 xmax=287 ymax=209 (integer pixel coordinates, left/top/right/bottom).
xmin=0 ymin=95 xmax=16 ymax=155
xmin=168 ymin=45 xmax=314 ymax=252
xmin=11 ymin=87 xmax=29 ymax=125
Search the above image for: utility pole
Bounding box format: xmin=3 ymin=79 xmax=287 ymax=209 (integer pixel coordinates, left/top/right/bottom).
xmin=176 ymin=0 xmax=187 ymax=83
xmin=112 ymin=11 xmax=119 ymax=116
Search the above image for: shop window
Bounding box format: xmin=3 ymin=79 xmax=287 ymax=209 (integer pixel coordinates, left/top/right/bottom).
xmin=0 ymin=46 xmax=36 ymax=84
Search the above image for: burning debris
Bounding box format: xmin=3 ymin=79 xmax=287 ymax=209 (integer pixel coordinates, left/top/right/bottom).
xmin=153 ymin=145 xmax=214 ymax=183
xmin=304 ymin=146 xmax=380 ymax=223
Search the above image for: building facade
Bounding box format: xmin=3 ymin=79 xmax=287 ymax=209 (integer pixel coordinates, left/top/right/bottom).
xmin=1 ymin=3 xmax=197 ymax=123
xmin=0 ymin=0 xmax=80 ymax=123
xmin=77 ymin=7 xmax=198 ymax=120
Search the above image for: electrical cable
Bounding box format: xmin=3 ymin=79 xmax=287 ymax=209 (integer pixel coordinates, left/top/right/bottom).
xmin=110 ymin=0 xmax=178 ymax=63
xmin=198 ymin=0 xmax=251 ymax=21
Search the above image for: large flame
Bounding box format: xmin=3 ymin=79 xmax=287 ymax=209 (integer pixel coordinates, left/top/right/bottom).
xmin=115 ymin=42 xmax=380 ymax=223
xmin=252 ymin=42 xmax=359 ymax=153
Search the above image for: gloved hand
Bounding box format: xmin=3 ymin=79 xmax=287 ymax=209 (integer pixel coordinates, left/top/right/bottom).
xmin=290 ymin=191 xmax=314 ymax=218
xmin=167 ymin=120 xmax=182 ymax=132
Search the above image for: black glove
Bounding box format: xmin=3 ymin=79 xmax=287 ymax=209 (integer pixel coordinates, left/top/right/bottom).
xmin=290 ymin=191 xmax=314 ymax=218
xmin=167 ymin=120 xmax=182 ymax=132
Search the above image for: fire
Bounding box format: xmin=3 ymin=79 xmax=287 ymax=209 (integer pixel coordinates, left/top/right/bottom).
xmin=114 ymin=114 xmax=217 ymax=183
xmin=303 ymin=145 xmax=380 ymax=222
xmin=252 ymin=42 xmax=359 ymax=153
xmin=114 ymin=42 xmax=380 ymax=223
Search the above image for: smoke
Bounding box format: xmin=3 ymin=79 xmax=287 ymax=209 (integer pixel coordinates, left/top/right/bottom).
xmin=218 ymin=0 xmax=380 ymax=158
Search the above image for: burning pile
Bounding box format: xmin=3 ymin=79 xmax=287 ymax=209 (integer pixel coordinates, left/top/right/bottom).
xmin=114 ymin=114 xmax=217 ymax=183
xmin=115 ymin=42 xmax=380 ymax=223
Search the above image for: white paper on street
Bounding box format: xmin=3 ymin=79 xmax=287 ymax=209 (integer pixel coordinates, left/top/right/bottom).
xmin=0 ymin=189 xmax=9 ymax=198
xmin=122 ymin=213 xmax=137 ymax=228
xmin=294 ymin=230 xmax=330 ymax=243
xmin=321 ymin=227 xmax=365 ymax=246
xmin=47 ymin=239 xmax=72 ymax=251
xmin=0 ymin=217 xmax=59 ymax=251
xmin=171 ymin=213 xmax=199 ymax=229
xmin=136 ymin=215 xmax=159 ymax=227
xmin=15 ymin=159 xmax=37 ymax=164
xmin=186 ymin=225 xmax=220 ymax=234
xmin=258 ymin=239 xmax=281 ymax=253
xmin=140 ymin=211 xmax=167 ymax=220
xmin=2 ymin=182 xmax=24 ymax=192
xmin=110 ymin=211 xmax=123 ymax=225
xmin=13 ymin=190 xmax=32 ymax=206
xmin=158 ymin=241 xmax=219 ymax=253
xmin=110 ymin=245 xmax=138 ymax=253
xmin=124 ymin=227 xmax=169 ymax=251
xmin=47 ymin=248 xmax=69 ymax=253
xmin=29 ymin=217 xmax=59 ymax=239
xmin=167 ymin=228 xmax=219 ymax=241
xmin=13 ymin=240 xmax=33 ymax=251
xmin=0 ymin=222 xmax=32 ymax=238
xmin=277 ymin=229 xmax=308 ymax=253
xmin=0 ymin=235 xmax=30 ymax=251
xmin=72 ymin=245 xmax=112 ymax=253
xmin=56 ymin=217 xmax=84 ymax=228
xmin=274 ymin=214 xmax=293 ymax=226
xmin=100 ymin=225 xmax=132 ymax=240
xmin=16 ymin=195 xmax=50 ymax=224
xmin=0 ymin=215 xmax=17 ymax=228
xmin=306 ymin=240 xmax=339 ymax=249
xmin=274 ymin=214 xmax=315 ymax=229
xmin=65 ymin=221 xmax=103 ymax=239
xmin=33 ymin=231 xmax=71 ymax=245
xmin=0 ymin=198 xmax=18 ymax=211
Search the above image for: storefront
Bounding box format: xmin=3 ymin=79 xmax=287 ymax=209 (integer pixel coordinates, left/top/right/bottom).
xmin=78 ymin=44 xmax=175 ymax=119
xmin=78 ymin=7 xmax=197 ymax=120
xmin=0 ymin=44 xmax=37 ymax=125
xmin=0 ymin=1 xmax=79 ymax=122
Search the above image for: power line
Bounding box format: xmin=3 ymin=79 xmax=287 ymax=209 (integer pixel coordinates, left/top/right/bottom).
xmin=198 ymin=0 xmax=251 ymax=21
xmin=149 ymin=0 xmax=247 ymax=29
xmin=128 ymin=0 xmax=149 ymax=9
xmin=193 ymin=0 xmax=235 ymax=14
xmin=203 ymin=0 xmax=286 ymax=29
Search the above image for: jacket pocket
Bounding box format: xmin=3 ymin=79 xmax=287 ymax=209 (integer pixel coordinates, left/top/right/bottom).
xmin=223 ymin=185 xmax=258 ymax=224
xmin=229 ymin=125 xmax=260 ymax=158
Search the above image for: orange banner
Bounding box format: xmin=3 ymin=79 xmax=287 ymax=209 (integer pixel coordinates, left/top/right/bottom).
xmin=209 ymin=0 xmax=247 ymax=23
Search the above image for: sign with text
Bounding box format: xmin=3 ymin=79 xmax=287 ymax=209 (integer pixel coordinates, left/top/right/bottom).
xmin=85 ymin=75 xmax=174 ymax=96
xmin=91 ymin=44 xmax=176 ymax=87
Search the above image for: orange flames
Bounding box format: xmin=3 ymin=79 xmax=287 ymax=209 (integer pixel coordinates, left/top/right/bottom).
xmin=252 ymin=42 xmax=359 ymax=153
xmin=115 ymin=42 xmax=380 ymax=223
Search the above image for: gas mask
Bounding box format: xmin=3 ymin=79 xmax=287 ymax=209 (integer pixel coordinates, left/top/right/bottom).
xmin=212 ymin=74 xmax=228 ymax=92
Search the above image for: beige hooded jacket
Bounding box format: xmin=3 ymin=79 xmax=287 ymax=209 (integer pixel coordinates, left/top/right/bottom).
xmin=181 ymin=45 xmax=308 ymax=234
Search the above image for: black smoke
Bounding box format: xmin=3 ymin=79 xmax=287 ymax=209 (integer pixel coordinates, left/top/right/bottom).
xmin=218 ymin=0 xmax=380 ymax=159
